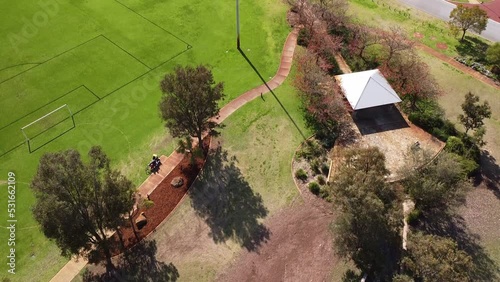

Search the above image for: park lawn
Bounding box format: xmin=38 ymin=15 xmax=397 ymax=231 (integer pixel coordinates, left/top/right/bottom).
xmin=347 ymin=0 xmax=500 ymax=277
xmin=419 ymin=52 xmax=500 ymax=161
xmin=133 ymin=76 xmax=309 ymax=280
xmin=419 ymin=51 xmax=500 ymax=270
xmin=0 ymin=0 xmax=290 ymax=280
xmin=348 ymin=0 xmax=491 ymax=57
xmin=72 ymin=69 xmax=311 ymax=281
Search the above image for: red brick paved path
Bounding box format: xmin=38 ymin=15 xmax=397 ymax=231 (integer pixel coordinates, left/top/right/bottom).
xmin=50 ymin=27 xmax=300 ymax=282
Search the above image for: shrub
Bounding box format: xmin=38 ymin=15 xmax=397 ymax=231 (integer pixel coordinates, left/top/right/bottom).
xmin=308 ymin=182 xmax=321 ymax=195
xmin=297 ymin=28 xmax=311 ymax=47
xmin=459 ymin=157 xmax=480 ymax=177
xmin=321 ymin=162 xmax=330 ymax=175
xmin=310 ymin=158 xmax=322 ymax=175
xmin=445 ymin=136 xmax=466 ymax=156
xmin=324 ymin=51 xmax=343 ymax=75
xmin=295 ymin=169 xmax=308 ymax=181
xmin=460 ymin=135 xmax=481 ymax=163
xmin=142 ymin=200 xmax=154 ymax=209
xmin=449 ymin=153 xmax=480 ymax=177
xmin=407 ymin=209 xmax=421 ymax=225
xmin=317 ymin=175 xmax=326 ymax=185
xmin=297 ymin=139 xmax=324 ymax=160
xmin=408 ymin=99 xmax=457 ymax=141
xmin=319 ymin=188 xmax=330 ymax=200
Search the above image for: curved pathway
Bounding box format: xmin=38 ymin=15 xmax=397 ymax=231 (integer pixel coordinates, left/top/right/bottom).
xmin=49 ymin=27 xmax=299 ymax=282
xmin=416 ymin=43 xmax=500 ymax=89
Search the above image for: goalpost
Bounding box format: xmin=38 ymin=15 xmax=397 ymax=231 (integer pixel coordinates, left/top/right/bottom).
xmin=21 ymin=104 xmax=75 ymax=152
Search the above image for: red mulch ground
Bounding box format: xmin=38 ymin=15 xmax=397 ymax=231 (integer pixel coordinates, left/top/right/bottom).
xmin=108 ymin=137 xmax=211 ymax=256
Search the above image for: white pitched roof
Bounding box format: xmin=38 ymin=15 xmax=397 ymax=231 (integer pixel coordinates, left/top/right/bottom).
xmin=337 ymin=69 xmax=401 ymax=110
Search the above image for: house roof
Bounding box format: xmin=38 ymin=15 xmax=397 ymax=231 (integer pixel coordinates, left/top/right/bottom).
xmin=337 ymin=69 xmax=401 ymax=110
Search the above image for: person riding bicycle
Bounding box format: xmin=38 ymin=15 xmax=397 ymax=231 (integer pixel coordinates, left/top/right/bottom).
xmin=149 ymin=154 xmax=161 ymax=173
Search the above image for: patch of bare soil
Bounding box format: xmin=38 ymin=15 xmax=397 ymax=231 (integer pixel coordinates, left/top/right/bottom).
xmin=436 ymin=42 xmax=448 ymax=50
xmin=413 ymin=32 xmax=424 ymax=39
xmin=217 ymin=200 xmax=337 ymax=282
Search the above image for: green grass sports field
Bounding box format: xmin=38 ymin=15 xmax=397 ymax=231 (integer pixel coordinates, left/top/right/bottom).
xmin=0 ymin=0 xmax=290 ymax=280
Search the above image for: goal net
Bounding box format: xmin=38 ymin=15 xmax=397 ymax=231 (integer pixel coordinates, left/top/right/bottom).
xmin=21 ymin=104 xmax=75 ymax=152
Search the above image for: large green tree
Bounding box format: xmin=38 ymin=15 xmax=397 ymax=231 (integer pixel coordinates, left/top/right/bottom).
xmin=401 ymin=151 xmax=470 ymax=214
xmin=31 ymin=146 xmax=135 ymax=271
xmin=486 ymin=42 xmax=500 ymax=66
xmin=449 ymin=5 xmax=488 ymax=41
xmin=459 ymin=92 xmax=492 ymax=134
xmin=403 ymin=233 xmax=473 ymax=281
xmin=331 ymin=147 xmax=402 ymax=280
xmin=159 ymin=65 xmax=225 ymax=149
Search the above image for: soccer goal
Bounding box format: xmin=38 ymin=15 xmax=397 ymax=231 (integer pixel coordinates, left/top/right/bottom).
xmin=21 ymin=104 xmax=75 ymax=152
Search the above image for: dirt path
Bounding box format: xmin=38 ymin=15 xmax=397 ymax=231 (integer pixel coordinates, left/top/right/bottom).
xmin=334 ymin=53 xmax=352 ymax=74
xmin=218 ymin=154 xmax=338 ymax=282
xmin=217 ymin=198 xmax=337 ymax=282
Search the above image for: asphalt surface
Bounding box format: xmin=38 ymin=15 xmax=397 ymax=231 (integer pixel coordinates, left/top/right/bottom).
xmin=398 ymin=0 xmax=500 ymax=42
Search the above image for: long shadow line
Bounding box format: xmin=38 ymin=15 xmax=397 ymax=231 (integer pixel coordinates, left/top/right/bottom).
xmin=0 ymin=19 xmax=194 ymax=158
xmin=0 ymin=116 xmax=75 ymax=157
xmin=83 ymin=84 xmax=101 ymax=100
xmin=113 ymin=0 xmax=192 ymax=48
xmin=96 ymin=47 xmax=191 ymax=101
xmin=101 ymin=34 xmax=152 ymax=70
xmin=0 ymin=85 xmax=87 ymax=131
xmin=30 ymin=124 xmax=76 ymax=154
xmin=0 ymin=143 xmax=24 ymax=158
xmin=0 ymin=32 xmax=184 ymax=130
xmin=1 ymin=0 xmax=193 ymax=86
xmin=237 ymin=48 xmax=306 ymax=139
xmin=0 ymin=63 xmax=42 ymax=73
xmin=0 ymin=46 xmax=192 ymax=156
xmin=0 ymin=34 xmax=102 ymax=85
xmin=25 ymin=116 xmax=73 ymax=141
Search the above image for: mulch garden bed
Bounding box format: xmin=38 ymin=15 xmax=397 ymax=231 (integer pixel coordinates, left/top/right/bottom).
xmin=108 ymin=137 xmax=211 ymax=256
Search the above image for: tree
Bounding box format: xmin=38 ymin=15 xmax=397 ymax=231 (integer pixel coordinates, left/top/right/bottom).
xmin=380 ymin=27 xmax=414 ymax=63
xmin=381 ymin=50 xmax=440 ymax=111
xmin=458 ymin=92 xmax=492 ymax=134
xmin=316 ymin=0 xmax=350 ymax=30
xmin=294 ymin=50 xmax=352 ymax=146
xmin=347 ymin=24 xmax=381 ymax=63
xmin=400 ymin=151 xmax=470 ymax=214
xmin=403 ymin=233 xmax=473 ymax=281
xmin=449 ymin=5 xmax=488 ymax=41
xmin=31 ymin=146 xmax=135 ymax=272
xmin=159 ymin=65 xmax=225 ymax=149
xmin=331 ymin=147 xmax=402 ymax=280
xmin=486 ymin=42 xmax=500 ymax=66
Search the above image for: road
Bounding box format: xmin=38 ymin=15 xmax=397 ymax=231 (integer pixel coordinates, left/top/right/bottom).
xmin=398 ymin=0 xmax=500 ymax=42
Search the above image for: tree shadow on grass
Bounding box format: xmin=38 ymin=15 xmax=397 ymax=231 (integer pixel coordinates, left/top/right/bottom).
xmin=416 ymin=211 xmax=499 ymax=281
xmin=475 ymin=150 xmax=500 ymax=199
xmin=238 ymin=48 xmax=307 ymax=140
xmin=83 ymin=240 xmax=179 ymax=282
xmin=456 ymin=36 xmax=489 ymax=62
xmin=189 ymin=146 xmax=270 ymax=252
